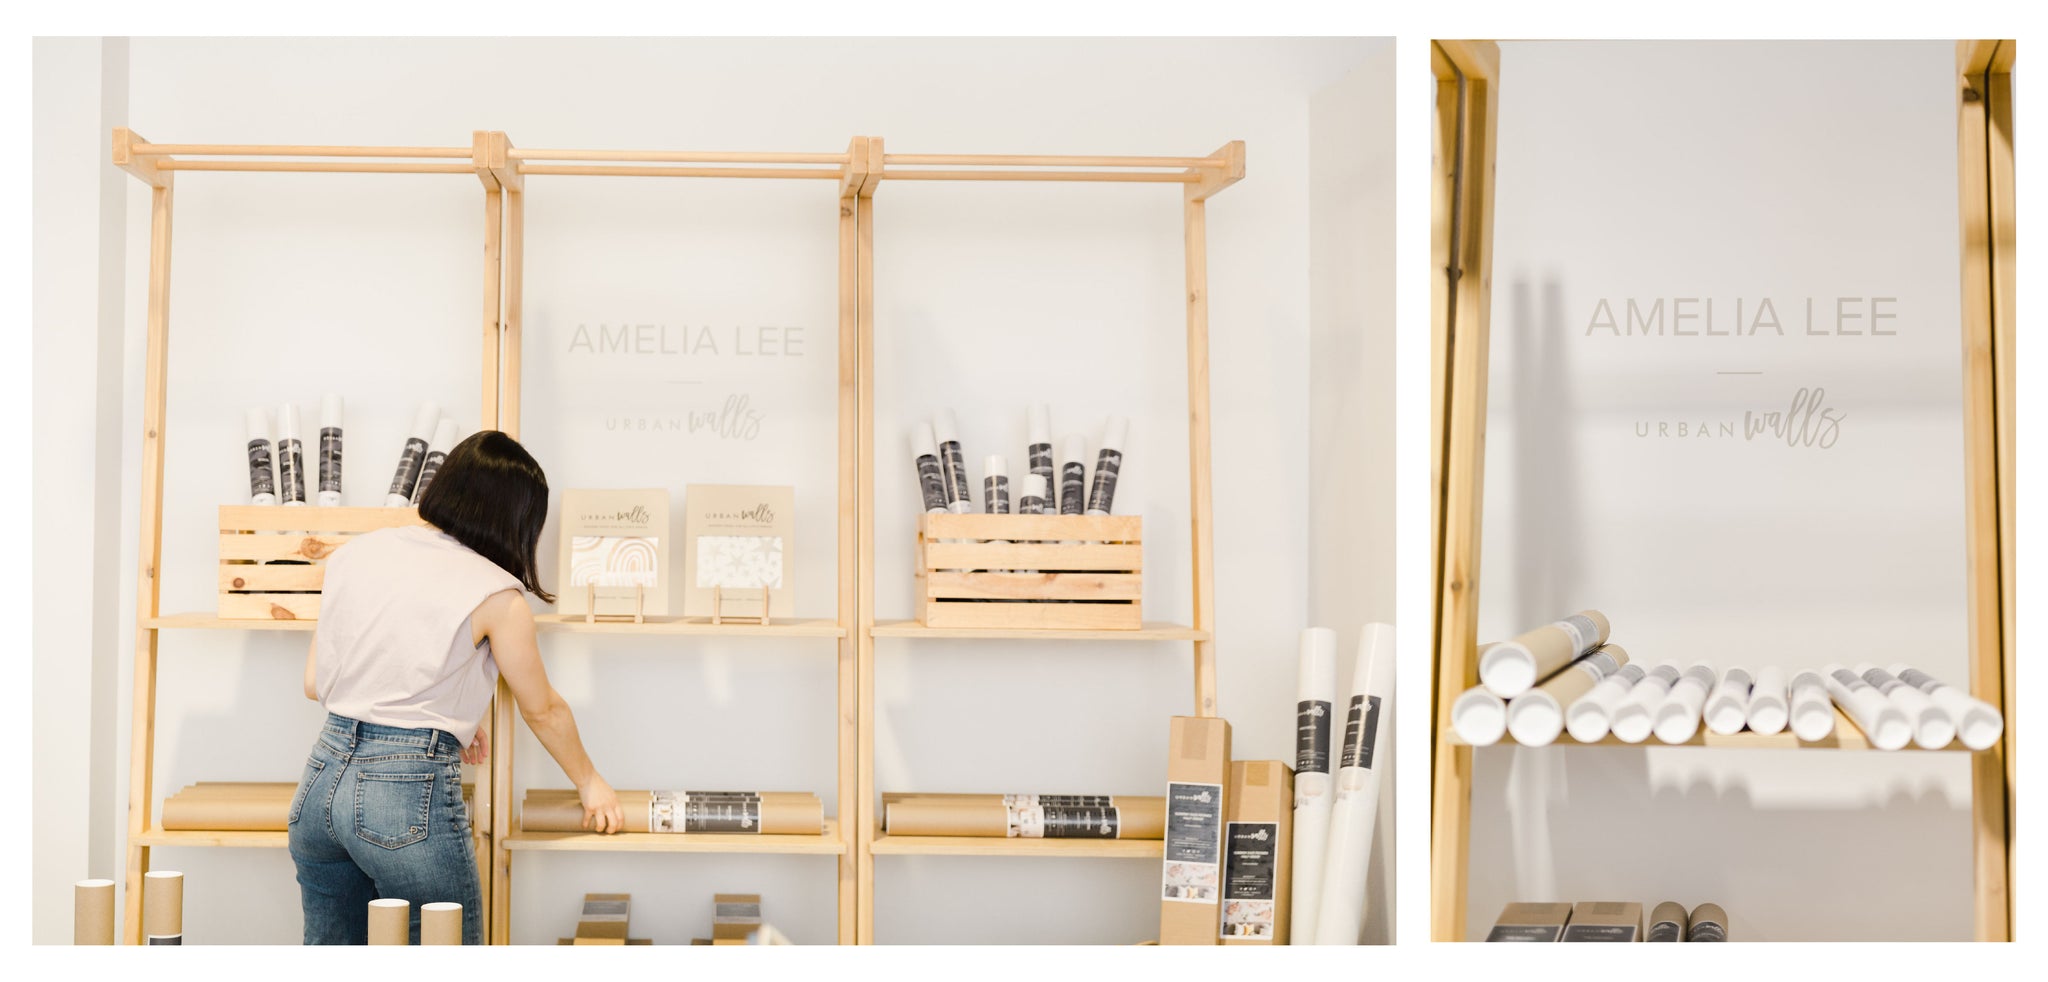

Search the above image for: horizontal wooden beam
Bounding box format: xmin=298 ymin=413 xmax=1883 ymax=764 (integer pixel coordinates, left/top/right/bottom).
xmin=1187 ymin=140 xmax=1246 ymax=201
xmin=886 ymin=153 xmax=1224 ymax=169
xmin=132 ymin=143 xmax=471 ymax=158
xmin=517 ymin=164 xmax=843 ymax=180
xmin=1435 ymin=39 xmax=1501 ymax=82
xmin=110 ymin=128 xmax=169 ymax=187
xmin=509 ymin=147 xmax=847 ymax=165
xmin=157 ymin=160 xmax=476 ymax=175
xmin=881 ymin=169 xmax=1197 ymax=183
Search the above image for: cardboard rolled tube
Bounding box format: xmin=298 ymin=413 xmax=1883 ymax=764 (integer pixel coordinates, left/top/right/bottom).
xmin=385 ymin=401 xmax=438 ymax=506
xmin=1789 ymin=670 xmax=1836 ymax=742
xmin=368 ymin=898 xmax=410 ymax=945
xmin=1312 ymin=622 xmax=1393 ymax=944
xmin=1291 ymin=627 xmax=1338 ymax=945
xmin=409 ymin=417 xmax=460 ymax=504
xmin=934 ymin=410 xmax=972 ymax=513
xmin=1085 ymin=416 xmax=1127 ymax=516
xmin=1859 ymin=663 xmax=1955 ymax=749
xmin=420 ymin=902 xmax=462 ymax=945
xmin=1565 ymin=662 xmax=1645 ymax=743
xmin=245 ymin=408 xmax=277 ymax=506
xmin=1891 ymin=664 xmax=2003 ymax=751
xmin=316 ymin=393 xmax=343 ymax=506
xmin=883 ymin=796 xmax=1164 ymax=838
xmin=1824 ymin=663 xmax=1910 ymax=750
xmin=142 ymin=870 xmax=183 ymax=944
xmin=1451 ymin=685 xmax=1506 ymax=747
xmin=1508 ymin=644 xmax=1630 ymax=747
xmin=277 ymin=403 xmax=306 ymax=506
xmin=161 ymin=790 xmax=293 ymax=831
xmin=1479 ymin=610 xmax=1611 ymax=698
xmin=1704 ymin=666 xmax=1753 ymax=736
xmin=1745 ymin=665 xmax=1789 ymax=735
xmin=1688 ymin=903 xmax=1728 ymax=942
xmin=1647 ymin=901 xmax=1688 ymax=942
xmin=911 ymin=423 xmax=948 ymax=514
xmin=1059 ymin=436 xmax=1087 ymax=516
xmin=1610 ymin=664 xmax=1680 ymax=744
xmin=75 ymin=879 xmax=116 ymax=945
xmin=1653 ymin=664 xmax=1717 ymax=744
xmin=520 ymin=790 xmax=823 ymax=835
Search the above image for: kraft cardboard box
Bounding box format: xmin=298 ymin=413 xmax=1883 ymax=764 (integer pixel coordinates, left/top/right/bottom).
xmin=1562 ymin=901 xmax=1643 ymax=942
xmin=1486 ymin=902 xmax=1573 ymax=942
xmin=712 ymin=893 xmax=763 ymax=944
xmin=1220 ymin=760 xmax=1293 ymax=945
xmin=573 ymin=893 xmax=630 ymax=945
xmin=1159 ymin=715 xmax=1232 ymax=945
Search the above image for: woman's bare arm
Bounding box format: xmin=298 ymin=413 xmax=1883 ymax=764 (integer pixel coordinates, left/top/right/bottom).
xmin=304 ymin=635 xmax=318 ymax=700
xmin=474 ymin=589 xmax=624 ymax=833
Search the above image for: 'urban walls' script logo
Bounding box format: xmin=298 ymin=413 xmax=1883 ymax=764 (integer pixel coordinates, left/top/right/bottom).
xmin=706 ymin=503 xmax=777 ymax=525
xmin=1635 ymin=386 xmax=1844 ymax=448
xmin=567 ymin=323 xmax=804 ymax=442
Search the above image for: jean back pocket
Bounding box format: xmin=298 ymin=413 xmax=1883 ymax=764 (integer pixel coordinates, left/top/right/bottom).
xmin=287 ymin=756 xmax=326 ymax=827
xmin=354 ymin=771 xmax=435 ymax=849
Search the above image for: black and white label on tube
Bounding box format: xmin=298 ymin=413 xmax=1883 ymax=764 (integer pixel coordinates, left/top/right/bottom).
xmin=277 ymin=438 xmax=305 ymax=503
xmin=1037 ymin=804 xmax=1119 ymax=839
xmin=1897 ymin=667 xmax=1944 ymax=695
xmin=940 ymin=442 xmax=970 ymax=508
xmin=1647 ymin=919 xmax=1685 ymax=942
xmin=1297 ymin=699 xmax=1333 ymax=775
xmin=1575 ymin=649 xmax=1621 ymax=680
xmin=1690 ymin=921 xmax=1727 ymax=942
xmin=916 ymin=454 xmax=947 ymax=512
xmin=1006 ymin=794 xmax=1113 ymax=807
xmin=1831 ymin=667 xmax=1873 ymax=693
xmin=412 ymin=449 xmax=448 ymax=502
xmin=1863 ymin=667 xmax=1903 ymax=695
xmin=984 ymin=475 xmax=1010 ymax=514
xmin=1162 ymin=781 xmax=1224 ymax=903
xmin=388 ymin=437 xmax=428 ymax=498
xmin=682 ymin=795 xmax=762 ymax=833
xmin=146 ymin=935 xmax=182 ymax=945
xmin=1561 ymin=924 xmax=1639 ymax=942
xmin=1087 ymin=449 xmax=1122 ymax=514
xmin=1339 ymin=695 xmax=1383 ymax=770
xmin=247 ymin=440 xmax=276 ymax=499
xmin=1555 ymin=613 xmax=1600 ymax=654
xmin=1485 ymin=924 xmax=1562 ymax=942
xmin=1060 ymin=461 xmax=1086 ymax=515
xmin=318 ymin=427 xmax=343 ymax=494
xmin=712 ymin=899 xmax=760 ymax=923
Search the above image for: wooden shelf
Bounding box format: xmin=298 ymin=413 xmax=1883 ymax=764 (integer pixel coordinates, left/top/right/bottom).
xmin=1446 ymin=706 xmax=1978 ymax=752
xmin=533 ymin=615 xmax=845 ymax=638
xmin=505 ymin=819 xmax=844 ymax=855
xmin=133 ymin=828 xmax=289 ymax=849
xmin=870 ymin=831 xmax=1162 ymax=859
xmin=869 ymin=620 xmax=1207 ymax=642
xmin=147 ymin=612 xmax=316 ymax=631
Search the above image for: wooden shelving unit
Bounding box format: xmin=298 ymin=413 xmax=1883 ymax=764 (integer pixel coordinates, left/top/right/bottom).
xmin=112 ymin=131 xmax=513 ymax=945
xmin=852 ymin=140 xmax=1245 ymax=943
xmin=1426 ymin=40 xmax=2018 ymax=941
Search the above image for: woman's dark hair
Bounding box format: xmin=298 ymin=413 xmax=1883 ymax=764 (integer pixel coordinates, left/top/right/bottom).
xmin=416 ymin=430 xmax=556 ymax=603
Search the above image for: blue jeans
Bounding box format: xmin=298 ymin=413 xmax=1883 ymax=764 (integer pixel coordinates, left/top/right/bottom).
xmin=287 ymin=714 xmax=482 ymax=945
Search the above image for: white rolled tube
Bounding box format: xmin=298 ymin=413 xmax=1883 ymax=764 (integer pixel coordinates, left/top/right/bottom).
xmin=911 ymin=422 xmax=948 ymax=514
xmin=1291 ymin=627 xmax=1338 ymax=945
xmin=1609 ymin=664 xmax=1680 ymax=744
xmin=1452 ymin=685 xmax=1506 ymax=747
xmin=316 ymin=393 xmax=344 ymax=506
xmin=934 ymin=410 xmax=972 ymax=513
xmin=385 ymin=401 xmax=439 ymax=506
xmin=1890 ymin=664 xmax=2003 ymax=751
xmin=1058 ymin=436 xmax=1087 ymax=516
xmin=1653 ymin=664 xmax=1716 ymax=744
xmin=1858 ymin=664 xmax=1955 ymax=749
xmin=1824 ymin=663 xmax=1911 ymax=750
xmin=1745 ymin=665 xmax=1789 ymax=735
xmin=1085 ymin=416 xmax=1127 ymax=516
xmin=1313 ymin=622 xmax=1393 ymax=944
xmin=1564 ymin=662 xmax=1645 ymax=743
xmin=1703 ymin=666 xmax=1753 ymax=735
xmin=1478 ymin=611 xmax=1611 ymax=698
xmin=1508 ymin=644 xmax=1630 ymax=747
xmin=1018 ymin=473 xmax=1049 ymax=515
xmin=1789 ymin=670 xmax=1836 ymax=742
xmin=1027 ymin=404 xmax=1054 ymax=517
xmin=410 ymin=418 xmax=460 ymax=504
xmin=245 ymin=408 xmax=277 ymax=506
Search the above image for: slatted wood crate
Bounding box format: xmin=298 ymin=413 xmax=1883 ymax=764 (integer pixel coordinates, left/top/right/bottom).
xmin=915 ymin=514 xmax=1142 ymax=630
xmin=217 ymin=505 xmax=425 ymax=620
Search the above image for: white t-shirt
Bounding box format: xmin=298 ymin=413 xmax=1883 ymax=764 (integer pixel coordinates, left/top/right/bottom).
xmin=314 ymin=525 xmax=523 ymax=746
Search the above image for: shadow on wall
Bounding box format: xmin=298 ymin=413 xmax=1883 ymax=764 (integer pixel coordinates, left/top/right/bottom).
xmin=1471 ymin=744 xmax=1974 ymax=940
xmin=1504 ymin=276 xmax=1584 ymax=631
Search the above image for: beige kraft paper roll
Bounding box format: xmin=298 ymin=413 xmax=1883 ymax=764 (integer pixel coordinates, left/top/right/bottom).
xmin=75 ymin=879 xmax=116 ymax=945
xmin=142 ymin=870 xmax=183 ymax=944
xmin=882 ymin=796 xmax=1166 ymax=839
xmin=520 ymin=790 xmax=823 ymax=835
xmin=1507 ymin=644 xmax=1631 ymax=746
xmin=420 ymin=902 xmax=462 ymax=945
xmin=1480 ymin=610 xmax=1612 ymax=698
xmin=368 ymin=898 xmax=410 ymax=945
xmin=161 ymin=788 xmax=295 ymax=831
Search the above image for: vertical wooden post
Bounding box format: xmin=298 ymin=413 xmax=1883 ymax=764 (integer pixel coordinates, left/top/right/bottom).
xmin=482 ymin=188 xmax=504 ymax=434
xmin=835 ymin=136 xmax=867 ymax=945
xmin=1428 ymin=40 xmax=1500 ymax=943
xmin=124 ymin=171 xmax=174 ymax=946
xmin=853 ymin=136 xmax=881 ymax=945
xmin=1184 ymin=142 xmax=1241 ymax=719
xmin=1954 ymin=39 xmax=2015 ymax=944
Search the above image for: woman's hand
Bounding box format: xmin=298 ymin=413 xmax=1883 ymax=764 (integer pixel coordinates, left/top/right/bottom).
xmin=461 ymin=727 xmax=489 ymax=766
xmin=578 ymin=774 xmax=625 ymax=834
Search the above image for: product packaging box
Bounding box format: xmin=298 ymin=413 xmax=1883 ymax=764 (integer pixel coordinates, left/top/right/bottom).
xmin=1562 ymin=901 xmax=1643 ymax=941
xmin=712 ymin=893 xmax=763 ymax=945
xmin=1220 ymin=760 xmax=1294 ymax=945
xmin=1485 ymin=902 xmax=1573 ymax=942
xmin=573 ymin=893 xmax=630 ymax=945
xmin=1159 ymin=715 xmax=1232 ymax=945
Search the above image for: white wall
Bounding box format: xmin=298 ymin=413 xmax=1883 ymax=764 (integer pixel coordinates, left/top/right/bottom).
xmin=34 ymin=37 xmax=1394 ymax=944
xmin=1468 ymin=40 xmax=1974 ymax=940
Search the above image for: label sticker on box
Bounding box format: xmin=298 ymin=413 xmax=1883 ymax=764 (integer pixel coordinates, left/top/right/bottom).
xmin=1161 ymin=781 xmax=1223 ymax=904
xmin=1219 ymin=821 xmax=1279 ymax=939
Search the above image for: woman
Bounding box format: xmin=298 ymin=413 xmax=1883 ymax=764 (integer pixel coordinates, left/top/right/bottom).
xmin=289 ymin=430 xmax=624 ymax=945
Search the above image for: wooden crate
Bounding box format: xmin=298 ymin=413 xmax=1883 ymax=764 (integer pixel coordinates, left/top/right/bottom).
xmin=915 ymin=514 xmax=1142 ymax=630
xmin=217 ymin=505 xmax=424 ymax=620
